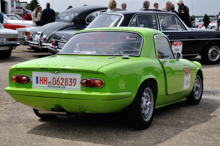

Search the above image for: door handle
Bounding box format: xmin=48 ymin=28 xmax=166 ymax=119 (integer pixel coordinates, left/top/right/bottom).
xmin=162 ymin=60 xmax=167 ymax=65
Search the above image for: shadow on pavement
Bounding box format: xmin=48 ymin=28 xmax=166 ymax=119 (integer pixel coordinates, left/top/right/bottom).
xmin=27 ymin=99 xmax=219 ymax=145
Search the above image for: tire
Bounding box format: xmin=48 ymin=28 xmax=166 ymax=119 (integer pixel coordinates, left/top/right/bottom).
xmin=33 ymin=109 xmax=55 ymax=119
xmin=1 ymin=50 xmax=12 ymax=58
xmin=186 ymin=74 xmax=203 ymax=105
xmin=201 ymin=43 xmax=220 ymax=64
xmin=128 ymin=81 xmax=155 ymax=130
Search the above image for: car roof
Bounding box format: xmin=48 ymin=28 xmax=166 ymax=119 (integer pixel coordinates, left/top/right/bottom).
xmin=73 ymin=27 xmax=164 ymax=37
xmin=102 ymin=10 xmax=175 ymax=15
xmin=61 ymin=6 xmax=107 ymax=14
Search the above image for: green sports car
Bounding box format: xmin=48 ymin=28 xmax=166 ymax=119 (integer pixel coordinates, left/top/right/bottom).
xmin=5 ymin=27 xmax=203 ymax=129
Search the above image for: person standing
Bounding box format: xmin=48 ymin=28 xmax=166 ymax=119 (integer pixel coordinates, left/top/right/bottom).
xmin=107 ymin=0 xmax=117 ymax=12
xmin=171 ymin=4 xmax=177 ymax=14
xmin=32 ymin=5 xmax=38 ymax=24
xmin=217 ymin=12 xmax=220 ymax=31
xmin=24 ymin=11 xmax=32 ymax=20
xmin=140 ymin=0 xmax=150 ymax=11
xmin=0 ymin=13 xmax=3 ymax=24
xmin=154 ymin=3 xmax=159 ymax=9
xmin=162 ymin=1 xmax=172 ymax=11
xmin=121 ymin=2 xmax=127 ymax=11
xmin=177 ymin=0 xmax=190 ymax=27
xmin=191 ymin=15 xmax=195 ymax=27
xmin=41 ymin=3 xmax=55 ymax=24
xmin=34 ymin=7 xmax=42 ymax=26
xmin=203 ymin=14 xmax=210 ymax=29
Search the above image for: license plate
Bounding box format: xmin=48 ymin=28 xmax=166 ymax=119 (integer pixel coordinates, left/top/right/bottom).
xmin=32 ymin=72 xmax=81 ymax=91
xmin=58 ymin=42 xmax=65 ymax=48
xmin=18 ymin=32 xmax=24 ymax=38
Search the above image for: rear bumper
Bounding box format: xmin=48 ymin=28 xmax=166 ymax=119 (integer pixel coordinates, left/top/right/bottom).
xmin=0 ymin=42 xmax=20 ymax=51
xmin=48 ymin=45 xmax=61 ymax=53
xmin=5 ymin=87 xmax=133 ymax=113
xmin=28 ymin=41 xmax=50 ymax=49
xmin=18 ymin=36 xmax=28 ymax=45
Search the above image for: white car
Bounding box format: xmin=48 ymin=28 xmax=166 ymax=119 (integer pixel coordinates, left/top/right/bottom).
xmin=4 ymin=14 xmax=33 ymax=26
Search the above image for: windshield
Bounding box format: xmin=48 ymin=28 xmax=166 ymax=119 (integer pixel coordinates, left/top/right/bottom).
xmin=15 ymin=15 xmax=22 ymax=20
xmin=87 ymin=14 xmax=122 ymax=29
xmin=59 ymin=31 xmax=142 ymax=56
xmin=56 ymin=12 xmax=74 ymax=21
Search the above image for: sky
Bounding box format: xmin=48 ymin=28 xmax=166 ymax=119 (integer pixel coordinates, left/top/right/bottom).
xmin=26 ymin=0 xmax=219 ymax=16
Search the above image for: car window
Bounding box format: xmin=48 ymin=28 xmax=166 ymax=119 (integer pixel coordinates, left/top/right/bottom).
xmin=159 ymin=15 xmax=178 ymax=31
xmin=59 ymin=31 xmax=143 ymax=56
xmin=85 ymin=10 xmax=106 ymax=24
xmin=87 ymin=14 xmax=122 ymax=29
xmin=129 ymin=15 xmax=158 ymax=30
xmin=176 ymin=19 xmax=185 ymax=31
xmin=155 ymin=35 xmax=174 ymax=59
xmin=56 ymin=12 xmax=74 ymax=21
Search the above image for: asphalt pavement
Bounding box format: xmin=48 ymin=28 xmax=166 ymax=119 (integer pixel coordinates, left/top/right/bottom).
xmin=0 ymin=45 xmax=220 ymax=146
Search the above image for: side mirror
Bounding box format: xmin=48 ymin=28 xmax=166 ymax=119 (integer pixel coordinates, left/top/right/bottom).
xmin=175 ymin=52 xmax=182 ymax=61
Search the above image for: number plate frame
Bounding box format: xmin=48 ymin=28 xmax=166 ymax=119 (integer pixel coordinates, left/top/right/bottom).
xmin=32 ymin=72 xmax=81 ymax=91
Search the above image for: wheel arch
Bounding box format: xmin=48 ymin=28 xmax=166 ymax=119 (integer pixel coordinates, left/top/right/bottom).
xmin=200 ymin=40 xmax=220 ymax=55
xmin=197 ymin=69 xmax=204 ymax=81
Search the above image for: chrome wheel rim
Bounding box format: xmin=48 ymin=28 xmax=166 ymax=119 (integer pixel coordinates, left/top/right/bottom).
xmin=193 ymin=75 xmax=203 ymax=100
xmin=208 ymin=46 xmax=220 ymax=62
xmin=141 ymin=87 xmax=154 ymax=121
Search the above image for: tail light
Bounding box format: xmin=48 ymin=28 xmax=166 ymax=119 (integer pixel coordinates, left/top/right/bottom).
xmin=43 ymin=35 xmax=47 ymax=42
xmin=25 ymin=32 xmax=30 ymax=39
xmin=9 ymin=38 xmax=18 ymax=41
xmin=11 ymin=75 xmax=31 ymax=84
xmin=80 ymin=79 xmax=104 ymax=87
xmin=51 ymin=40 xmax=55 ymax=46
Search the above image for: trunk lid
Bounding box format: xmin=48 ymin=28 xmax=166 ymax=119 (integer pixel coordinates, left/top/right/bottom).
xmin=15 ymin=55 xmax=122 ymax=73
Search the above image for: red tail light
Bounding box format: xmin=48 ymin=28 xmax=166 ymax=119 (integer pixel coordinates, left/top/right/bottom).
xmin=11 ymin=75 xmax=31 ymax=84
xmin=80 ymin=79 xmax=104 ymax=87
xmin=25 ymin=32 xmax=30 ymax=39
xmin=43 ymin=37 xmax=47 ymax=41
xmin=51 ymin=40 xmax=55 ymax=46
xmin=9 ymin=38 xmax=17 ymax=41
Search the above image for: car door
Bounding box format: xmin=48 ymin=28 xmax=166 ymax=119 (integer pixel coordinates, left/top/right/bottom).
xmin=155 ymin=35 xmax=187 ymax=95
xmin=158 ymin=14 xmax=194 ymax=55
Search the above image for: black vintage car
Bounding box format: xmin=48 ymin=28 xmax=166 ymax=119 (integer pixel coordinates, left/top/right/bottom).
xmin=28 ymin=6 xmax=111 ymax=50
xmin=50 ymin=10 xmax=220 ymax=64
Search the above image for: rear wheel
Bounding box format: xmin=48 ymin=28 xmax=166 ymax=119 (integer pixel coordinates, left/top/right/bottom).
xmin=186 ymin=74 xmax=203 ymax=105
xmin=201 ymin=43 xmax=220 ymax=64
xmin=0 ymin=50 xmax=12 ymax=58
xmin=128 ymin=81 xmax=155 ymax=130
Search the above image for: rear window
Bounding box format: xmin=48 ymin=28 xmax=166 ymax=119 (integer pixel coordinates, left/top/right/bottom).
xmin=87 ymin=15 xmax=122 ymax=29
xmin=59 ymin=31 xmax=142 ymax=56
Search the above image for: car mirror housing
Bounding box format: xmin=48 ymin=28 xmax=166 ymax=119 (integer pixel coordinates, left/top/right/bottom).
xmin=175 ymin=52 xmax=182 ymax=61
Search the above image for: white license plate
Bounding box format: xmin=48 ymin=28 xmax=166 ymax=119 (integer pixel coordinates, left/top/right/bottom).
xmin=32 ymin=72 xmax=81 ymax=91
xmin=58 ymin=42 xmax=65 ymax=48
xmin=18 ymin=32 xmax=24 ymax=38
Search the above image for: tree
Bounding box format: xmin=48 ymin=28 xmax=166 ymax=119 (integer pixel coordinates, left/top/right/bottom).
xmin=26 ymin=0 xmax=39 ymax=11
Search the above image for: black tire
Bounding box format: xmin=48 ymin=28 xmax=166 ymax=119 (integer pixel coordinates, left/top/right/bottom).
xmin=201 ymin=43 xmax=220 ymax=64
xmin=128 ymin=81 xmax=155 ymax=130
xmin=1 ymin=50 xmax=12 ymax=58
xmin=33 ymin=109 xmax=55 ymax=119
xmin=186 ymin=74 xmax=203 ymax=105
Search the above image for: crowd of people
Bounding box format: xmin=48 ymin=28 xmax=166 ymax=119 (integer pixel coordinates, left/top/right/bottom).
xmin=19 ymin=0 xmax=218 ymax=29
xmin=23 ymin=3 xmax=55 ymax=26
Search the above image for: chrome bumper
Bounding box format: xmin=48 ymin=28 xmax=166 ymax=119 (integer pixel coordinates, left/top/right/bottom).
xmin=28 ymin=41 xmax=50 ymax=49
xmin=48 ymin=44 xmax=61 ymax=53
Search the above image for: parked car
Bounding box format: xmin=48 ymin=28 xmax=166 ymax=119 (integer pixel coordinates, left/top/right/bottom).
xmin=77 ymin=10 xmax=220 ymax=64
xmin=3 ymin=19 xmax=29 ymax=30
xmin=3 ymin=14 xmax=33 ymax=26
xmin=5 ymin=27 xmax=203 ymax=129
xmin=6 ymin=14 xmax=23 ymax=20
xmin=0 ymin=24 xmax=20 ymax=58
xmin=28 ymin=6 xmax=117 ymax=51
